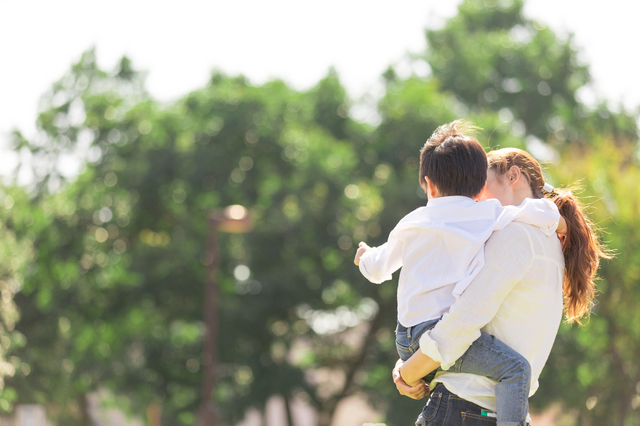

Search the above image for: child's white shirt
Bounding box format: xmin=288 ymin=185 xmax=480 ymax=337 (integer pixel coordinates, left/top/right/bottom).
xmin=358 ymin=196 xmax=560 ymax=327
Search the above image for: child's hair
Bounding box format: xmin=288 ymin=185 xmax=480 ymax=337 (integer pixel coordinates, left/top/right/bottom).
xmin=419 ymin=120 xmax=487 ymax=198
xmin=486 ymin=148 xmax=610 ymax=324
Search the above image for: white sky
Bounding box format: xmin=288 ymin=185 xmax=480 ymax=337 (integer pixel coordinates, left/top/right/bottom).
xmin=1 ymin=0 xmax=639 ymax=158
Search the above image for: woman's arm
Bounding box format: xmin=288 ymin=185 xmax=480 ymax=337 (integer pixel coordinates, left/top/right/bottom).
xmin=419 ymin=225 xmax=530 ymax=368
xmin=393 ymin=359 xmax=430 ymax=400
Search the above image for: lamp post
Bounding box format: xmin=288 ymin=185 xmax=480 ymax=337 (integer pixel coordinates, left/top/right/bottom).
xmin=201 ymin=205 xmax=252 ymax=426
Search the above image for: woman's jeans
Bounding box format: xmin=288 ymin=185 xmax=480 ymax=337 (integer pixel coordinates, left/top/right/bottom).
xmin=396 ymin=320 xmax=531 ymax=426
xmin=421 ymin=384 xmax=497 ymax=425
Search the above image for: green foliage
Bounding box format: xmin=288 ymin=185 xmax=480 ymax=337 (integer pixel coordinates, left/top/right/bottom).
xmin=426 ymin=0 xmax=589 ymax=141
xmin=4 ymin=49 xmax=393 ymax=425
xmin=533 ymin=132 xmax=640 ymax=425
xmin=2 ymin=2 xmax=640 ymax=426
xmin=0 ymin=186 xmax=32 ymax=412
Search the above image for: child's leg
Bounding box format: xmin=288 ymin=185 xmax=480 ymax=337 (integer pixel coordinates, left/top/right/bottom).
xmin=395 ymin=319 xmax=441 ymax=362
xmin=453 ymin=332 xmax=530 ymax=426
xmin=395 ymin=319 xmax=442 ymax=426
xmin=395 ymin=322 xmax=413 ymax=362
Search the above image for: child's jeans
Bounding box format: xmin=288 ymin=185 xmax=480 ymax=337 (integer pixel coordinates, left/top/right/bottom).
xmin=396 ymin=320 xmax=531 ymax=426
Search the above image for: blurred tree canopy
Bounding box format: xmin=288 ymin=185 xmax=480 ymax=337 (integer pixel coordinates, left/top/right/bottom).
xmin=1 ymin=0 xmax=639 ymax=425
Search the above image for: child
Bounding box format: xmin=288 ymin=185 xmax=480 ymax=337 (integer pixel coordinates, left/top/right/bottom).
xmin=354 ymin=121 xmax=563 ymax=426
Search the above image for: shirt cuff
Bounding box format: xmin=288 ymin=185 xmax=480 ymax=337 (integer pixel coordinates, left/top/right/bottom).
xmin=358 ymin=250 xmax=388 ymax=284
xmin=419 ymin=330 xmax=455 ymax=371
xmin=537 ymin=199 xmax=560 ymax=236
xmin=358 ymin=259 xmax=374 ymax=282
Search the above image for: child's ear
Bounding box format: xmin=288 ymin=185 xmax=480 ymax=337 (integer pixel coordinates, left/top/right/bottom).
xmin=425 ymin=176 xmax=439 ymax=199
xmin=473 ymin=184 xmax=488 ymax=201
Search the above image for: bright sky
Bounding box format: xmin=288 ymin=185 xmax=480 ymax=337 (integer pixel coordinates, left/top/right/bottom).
xmin=1 ymin=0 xmax=639 ymax=159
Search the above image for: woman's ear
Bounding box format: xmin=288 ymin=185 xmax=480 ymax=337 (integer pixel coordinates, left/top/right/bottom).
xmin=506 ymin=166 xmax=522 ymax=187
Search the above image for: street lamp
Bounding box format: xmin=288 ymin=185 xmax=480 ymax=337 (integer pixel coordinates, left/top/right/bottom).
xmin=201 ymin=205 xmax=252 ymax=426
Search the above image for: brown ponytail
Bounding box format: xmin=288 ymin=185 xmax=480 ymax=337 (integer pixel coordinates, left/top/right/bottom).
xmin=487 ymin=148 xmax=610 ymax=324
xmin=543 ymin=188 xmax=610 ymax=323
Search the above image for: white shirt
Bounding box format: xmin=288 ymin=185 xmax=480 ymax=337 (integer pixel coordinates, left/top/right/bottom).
xmin=419 ymin=222 xmax=565 ymax=411
xmin=358 ymin=196 xmax=559 ymax=327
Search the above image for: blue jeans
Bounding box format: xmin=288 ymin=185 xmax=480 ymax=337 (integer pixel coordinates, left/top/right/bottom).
xmin=396 ymin=320 xmax=531 ymax=426
xmin=421 ymin=384 xmax=497 ymax=425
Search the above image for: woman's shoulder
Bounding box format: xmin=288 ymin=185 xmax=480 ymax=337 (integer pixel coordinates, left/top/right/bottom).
xmin=489 ymin=220 xmax=530 ymax=237
xmin=489 ymin=221 xmax=562 ymax=261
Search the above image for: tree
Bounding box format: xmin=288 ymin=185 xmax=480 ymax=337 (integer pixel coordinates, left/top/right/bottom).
xmin=4 ymin=51 xmax=398 ymax=426
xmin=425 ymin=0 xmax=589 ymax=142
xmin=0 ymin=185 xmax=33 ymax=414
xmin=366 ymin=1 xmax=640 ymax=424
xmin=533 ymin=113 xmax=640 ymax=426
xmin=4 ymin=2 xmax=640 ymax=425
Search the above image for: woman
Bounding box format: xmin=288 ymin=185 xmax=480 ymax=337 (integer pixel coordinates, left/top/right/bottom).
xmin=394 ymin=148 xmax=609 ymax=426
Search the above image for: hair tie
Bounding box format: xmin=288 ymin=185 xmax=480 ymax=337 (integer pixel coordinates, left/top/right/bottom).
xmin=542 ymin=182 xmax=554 ymax=193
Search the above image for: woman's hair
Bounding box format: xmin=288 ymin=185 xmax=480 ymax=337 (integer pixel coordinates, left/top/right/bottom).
xmin=486 ymin=148 xmax=610 ymax=324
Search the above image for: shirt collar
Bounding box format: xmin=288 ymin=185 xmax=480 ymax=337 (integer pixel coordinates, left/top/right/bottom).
xmin=425 ymin=195 xmax=476 ymax=209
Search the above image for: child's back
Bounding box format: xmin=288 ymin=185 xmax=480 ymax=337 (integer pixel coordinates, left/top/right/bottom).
xmin=359 ymin=195 xmax=559 ymax=327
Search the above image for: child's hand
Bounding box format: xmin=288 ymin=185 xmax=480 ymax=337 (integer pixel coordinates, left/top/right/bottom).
xmin=557 ymin=216 xmax=567 ymax=234
xmin=393 ymin=360 xmax=429 ymax=400
xmin=354 ymin=242 xmax=371 ymax=266
xmin=557 ymin=216 xmax=568 ymax=246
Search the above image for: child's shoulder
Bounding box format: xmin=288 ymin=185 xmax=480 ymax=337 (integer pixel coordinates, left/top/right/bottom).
xmin=473 ymin=198 xmax=504 ymax=216
xmin=476 ymin=198 xmax=503 ymax=208
xmin=397 ymin=206 xmax=429 ymax=223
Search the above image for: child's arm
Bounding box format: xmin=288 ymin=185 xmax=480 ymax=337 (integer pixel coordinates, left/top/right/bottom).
xmin=496 ymin=198 xmax=560 ymax=236
xmin=355 ymin=238 xmax=403 ymax=284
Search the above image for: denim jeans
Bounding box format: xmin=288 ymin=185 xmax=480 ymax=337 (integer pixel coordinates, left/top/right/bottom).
xmin=420 ymin=384 xmax=497 ymax=425
xmin=396 ymin=319 xmax=442 ymax=385
xmin=396 ymin=321 xmax=531 ymax=426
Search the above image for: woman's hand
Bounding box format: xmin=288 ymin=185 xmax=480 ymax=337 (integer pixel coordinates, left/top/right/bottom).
xmin=392 ymin=359 xmax=429 ymax=400
xmin=399 ymin=348 xmax=440 ymax=386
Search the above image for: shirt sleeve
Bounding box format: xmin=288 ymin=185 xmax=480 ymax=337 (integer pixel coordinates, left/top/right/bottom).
xmin=419 ymin=224 xmax=533 ymax=369
xmin=495 ymin=198 xmax=559 ymax=236
xmin=358 ymin=230 xmax=404 ymax=284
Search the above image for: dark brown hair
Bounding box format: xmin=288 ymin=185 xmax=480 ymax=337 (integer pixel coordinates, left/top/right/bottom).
xmin=487 ymin=148 xmax=610 ymax=324
xmin=419 ymin=120 xmax=487 ymax=198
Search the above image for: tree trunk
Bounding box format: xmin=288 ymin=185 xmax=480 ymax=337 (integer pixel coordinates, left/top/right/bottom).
xmin=317 ymin=298 xmax=393 ymax=426
xmin=611 ymin=347 xmax=631 ymax=426
xmin=284 ymin=396 xmax=294 ymax=426
xmin=78 ymin=393 xmax=93 ymax=426
xmin=147 ymin=403 xmax=162 ymax=426
xmin=317 ymin=411 xmax=332 ymax=426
